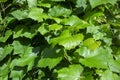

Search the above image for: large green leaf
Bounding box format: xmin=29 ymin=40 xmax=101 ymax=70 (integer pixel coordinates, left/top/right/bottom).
xmin=97 ymin=70 xmax=120 ymax=80
xmin=50 ymin=30 xmax=84 ymax=50
xmin=38 ymin=47 xmax=63 ymax=69
xmin=10 ymin=46 xmax=37 ymax=70
xmin=48 ymin=5 xmax=71 ymax=17
xmin=13 ymin=25 xmax=38 ymax=39
xmin=89 ymin=0 xmax=117 ymax=8
xmin=28 ymin=8 xmax=47 ymax=22
xmin=83 ymin=38 xmax=101 ymax=50
xmin=11 ymin=10 xmax=28 ymax=20
xmin=61 ymin=15 xmax=90 ymax=29
xmin=80 ymin=47 xmax=112 ymax=69
xmin=56 ymin=64 xmax=83 ymax=80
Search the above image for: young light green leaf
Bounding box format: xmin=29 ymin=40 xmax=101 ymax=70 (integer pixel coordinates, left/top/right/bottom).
xmin=83 ymin=38 xmax=101 ymax=50
xmin=49 ymin=24 xmax=62 ymax=31
xmin=28 ymin=8 xmax=44 ymax=22
xmin=38 ymin=23 xmax=49 ymax=35
xmin=57 ymin=64 xmax=83 ymax=80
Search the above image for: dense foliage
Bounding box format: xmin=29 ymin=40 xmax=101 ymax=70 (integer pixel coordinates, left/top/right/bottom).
xmin=0 ymin=0 xmax=120 ymax=80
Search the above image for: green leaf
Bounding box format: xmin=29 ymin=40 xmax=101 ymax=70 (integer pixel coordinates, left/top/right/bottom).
xmin=89 ymin=0 xmax=117 ymax=8
xmin=38 ymin=47 xmax=63 ymax=69
xmin=87 ymin=26 xmax=105 ymax=40
xmin=83 ymin=38 xmax=101 ymax=50
xmin=108 ymin=59 xmax=120 ymax=73
xmin=50 ymin=30 xmax=84 ymax=50
xmin=49 ymin=24 xmax=62 ymax=31
xmin=28 ymin=8 xmax=44 ymax=22
xmin=61 ymin=15 xmax=90 ymax=29
xmin=37 ymin=1 xmax=51 ymax=8
xmin=76 ymin=0 xmax=87 ymax=10
xmin=13 ymin=25 xmax=38 ymax=39
xmin=0 ymin=64 xmax=10 ymax=77
xmin=10 ymin=46 xmax=37 ymax=70
xmin=11 ymin=10 xmax=28 ymax=20
xmin=12 ymin=41 xmax=25 ymax=55
xmin=10 ymin=70 xmax=23 ymax=79
xmin=0 ymin=45 xmax=13 ymax=61
xmin=27 ymin=0 xmax=37 ymax=8
xmin=56 ymin=64 xmax=83 ymax=80
xmin=97 ymin=70 xmax=120 ymax=80
xmin=59 ymin=34 xmax=84 ymax=50
xmin=0 ymin=30 xmax=12 ymax=42
xmin=48 ymin=5 xmax=71 ymax=17
xmin=38 ymin=23 xmax=49 ymax=35
xmin=80 ymin=47 xmax=112 ymax=69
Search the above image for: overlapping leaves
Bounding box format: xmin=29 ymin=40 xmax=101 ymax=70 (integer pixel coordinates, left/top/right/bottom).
xmin=0 ymin=0 xmax=120 ymax=80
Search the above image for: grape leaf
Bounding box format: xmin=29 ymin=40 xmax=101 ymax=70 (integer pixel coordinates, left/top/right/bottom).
xmin=11 ymin=10 xmax=28 ymax=20
xmin=13 ymin=25 xmax=38 ymax=39
xmin=57 ymin=64 xmax=83 ymax=80
xmin=28 ymin=8 xmax=44 ymax=22
xmin=61 ymin=15 xmax=90 ymax=29
xmin=80 ymin=47 xmax=112 ymax=69
xmin=38 ymin=47 xmax=64 ymax=69
xmin=50 ymin=30 xmax=84 ymax=50
xmin=10 ymin=46 xmax=37 ymax=70
xmin=83 ymin=38 xmax=101 ymax=50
